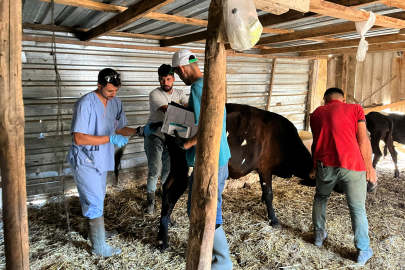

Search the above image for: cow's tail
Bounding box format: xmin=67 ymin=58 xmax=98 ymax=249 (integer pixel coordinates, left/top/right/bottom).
xmin=384 ymin=116 xmax=394 ymax=157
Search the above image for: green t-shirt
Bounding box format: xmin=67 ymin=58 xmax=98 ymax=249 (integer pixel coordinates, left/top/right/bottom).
xmin=186 ymin=77 xmax=231 ymax=167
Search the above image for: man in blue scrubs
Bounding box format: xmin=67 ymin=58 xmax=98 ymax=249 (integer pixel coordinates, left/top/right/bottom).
xmin=171 ymin=49 xmax=233 ymax=270
xmin=67 ymin=68 xmax=137 ymax=257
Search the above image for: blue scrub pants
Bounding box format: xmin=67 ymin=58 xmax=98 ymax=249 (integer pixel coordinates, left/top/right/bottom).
xmin=313 ymin=166 xmax=370 ymax=251
xmin=187 ymin=162 xmax=228 ymax=225
xmin=71 ymin=166 xmax=107 ymax=219
xmin=144 ymin=134 xmax=170 ymax=193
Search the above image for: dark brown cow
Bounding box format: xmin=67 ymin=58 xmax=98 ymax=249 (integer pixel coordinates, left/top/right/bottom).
xmin=155 ymin=103 xmax=315 ymax=251
xmin=366 ymin=111 xmax=405 ymax=178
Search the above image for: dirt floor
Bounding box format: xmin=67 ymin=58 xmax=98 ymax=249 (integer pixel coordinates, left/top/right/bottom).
xmin=1 ymin=155 xmax=405 ymax=270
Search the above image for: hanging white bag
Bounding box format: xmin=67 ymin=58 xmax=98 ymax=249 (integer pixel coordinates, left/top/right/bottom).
xmin=355 ymin=11 xmax=376 ymax=62
xmin=223 ymin=0 xmax=263 ymax=51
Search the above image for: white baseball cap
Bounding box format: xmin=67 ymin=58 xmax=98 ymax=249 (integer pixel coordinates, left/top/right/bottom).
xmin=171 ymin=49 xmax=198 ymax=70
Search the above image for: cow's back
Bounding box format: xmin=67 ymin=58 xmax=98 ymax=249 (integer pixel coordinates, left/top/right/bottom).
xmin=225 ymin=103 xmax=313 ymax=180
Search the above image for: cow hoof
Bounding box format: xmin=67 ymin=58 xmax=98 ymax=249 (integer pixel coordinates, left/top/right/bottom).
xmin=270 ymin=221 xmax=282 ymax=230
xmin=157 ymin=241 xmax=170 ymax=252
xmin=394 ymin=170 xmax=400 ymax=178
xmin=299 ymin=179 xmax=316 ymax=187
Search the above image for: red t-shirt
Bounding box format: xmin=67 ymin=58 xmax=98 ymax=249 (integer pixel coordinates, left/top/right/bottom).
xmin=310 ymin=100 xmax=366 ymax=172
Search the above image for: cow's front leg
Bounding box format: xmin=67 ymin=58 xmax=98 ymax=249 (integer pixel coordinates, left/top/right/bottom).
xmin=259 ymin=172 xmax=282 ymax=229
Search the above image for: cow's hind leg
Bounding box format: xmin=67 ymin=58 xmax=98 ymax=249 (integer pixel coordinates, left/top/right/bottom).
xmin=157 ymin=175 xmax=188 ymax=251
xmin=259 ymin=170 xmax=281 ymax=229
xmin=370 ymin=132 xmax=383 ymax=169
xmin=386 ymin=140 xmax=399 ymax=178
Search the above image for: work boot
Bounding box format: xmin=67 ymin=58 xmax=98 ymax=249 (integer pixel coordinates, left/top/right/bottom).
xmin=212 ymin=225 xmax=233 ymax=270
xmin=156 ymin=187 xmax=163 ymax=198
xmin=314 ymin=230 xmax=328 ymax=246
xmin=356 ymin=248 xmax=373 ymax=265
xmin=145 ymin=192 xmax=155 ymax=215
xmin=88 ymin=216 xmax=122 ymax=257
xmin=86 ymin=218 xmax=118 ymax=240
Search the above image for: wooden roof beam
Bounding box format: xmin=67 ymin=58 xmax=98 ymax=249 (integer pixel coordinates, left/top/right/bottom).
xmin=78 ymin=0 xmax=175 ymax=41
xmin=22 ymin=23 xmax=170 ymax=40
xmin=261 ymin=33 xmax=405 ymax=54
xmin=38 ymin=0 xmax=292 ymax=34
xmin=258 ymin=0 xmax=382 ymax=27
xmin=379 ymin=0 xmax=405 ymax=10
xmin=299 ymin=40 xmax=405 ymax=56
xmin=309 ymin=0 xmax=405 ymax=29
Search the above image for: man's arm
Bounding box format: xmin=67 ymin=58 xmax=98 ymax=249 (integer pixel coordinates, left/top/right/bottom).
xmin=174 ymin=131 xmax=197 ymax=150
xmin=309 ymin=135 xmax=317 ymax=179
xmin=357 ymin=122 xmax=377 ymax=183
xmin=116 ymin=126 xmax=136 ymax=136
xmin=158 ymin=105 xmax=168 ymax=114
xmin=74 ymin=133 xmax=109 ymax=146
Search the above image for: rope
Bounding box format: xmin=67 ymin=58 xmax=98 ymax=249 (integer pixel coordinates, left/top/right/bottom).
xmin=51 ymin=0 xmax=72 ymax=247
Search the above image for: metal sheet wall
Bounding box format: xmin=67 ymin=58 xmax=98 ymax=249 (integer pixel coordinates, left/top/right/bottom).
xmin=22 ymin=30 xmax=309 ymax=199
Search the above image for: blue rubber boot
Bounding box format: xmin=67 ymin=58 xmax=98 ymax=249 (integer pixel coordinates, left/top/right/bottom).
xmin=356 ymin=248 xmax=373 ymax=265
xmin=88 ymin=216 xmax=122 ymax=257
xmin=212 ymin=225 xmax=233 ymax=270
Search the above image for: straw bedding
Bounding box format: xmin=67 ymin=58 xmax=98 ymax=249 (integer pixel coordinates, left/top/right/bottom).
xmin=0 ymin=155 xmax=404 ymax=270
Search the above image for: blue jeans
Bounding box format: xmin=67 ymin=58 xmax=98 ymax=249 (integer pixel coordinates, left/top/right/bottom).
xmin=313 ymin=166 xmax=370 ymax=251
xmin=144 ymin=134 xmax=170 ymax=193
xmin=187 ymin=162 xmax=229 ymax=225
xmin=71 ymin=166 xmax=107 ymax=219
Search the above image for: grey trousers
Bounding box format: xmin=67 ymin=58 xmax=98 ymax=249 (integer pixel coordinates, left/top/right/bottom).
xmin=144 ymin=134 xmax=170 ymax=193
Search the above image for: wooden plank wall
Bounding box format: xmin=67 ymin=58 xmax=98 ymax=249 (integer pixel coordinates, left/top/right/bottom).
xmin=328 ymin=52 xmax=404 ymax=112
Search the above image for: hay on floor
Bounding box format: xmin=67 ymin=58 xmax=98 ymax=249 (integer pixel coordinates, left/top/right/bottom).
xmin=0 ymin=154 xmax=404 ymax=269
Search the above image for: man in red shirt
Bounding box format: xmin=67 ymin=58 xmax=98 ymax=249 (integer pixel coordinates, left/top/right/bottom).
xmin=310 ymin=88 xmax=377 ymax=265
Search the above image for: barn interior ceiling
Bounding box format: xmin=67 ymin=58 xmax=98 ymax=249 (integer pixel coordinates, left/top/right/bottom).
xmin=22 ymin=0 xmax=405 ymax=57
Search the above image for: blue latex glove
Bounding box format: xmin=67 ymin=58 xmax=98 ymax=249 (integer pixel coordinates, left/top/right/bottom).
xmin=109 ymin=135 xmax=129 ymax=148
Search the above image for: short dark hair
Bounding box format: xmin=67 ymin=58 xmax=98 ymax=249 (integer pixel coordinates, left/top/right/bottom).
xmin=98 ymin=68 xmax=121 ymax=87
xmin=324 ymin=87 xmax=344 ymax=98
xmin=158 ymin=64 xmax=173 ymax=77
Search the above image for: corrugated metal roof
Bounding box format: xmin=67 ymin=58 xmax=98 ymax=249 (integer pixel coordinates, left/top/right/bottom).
xmin=22 ymin=0 xmax=405 ymax=51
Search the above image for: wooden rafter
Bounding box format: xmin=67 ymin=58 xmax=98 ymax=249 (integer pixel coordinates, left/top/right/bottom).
xmin=299 ymin=41 xmax=405 ymax=56
xmin=377 ymin=0 xmax=405 ymax=10
xmin=260 ymin=33 xmax=405 ymax=54
xmin=309 ymin=0 xmax=405 ymax=29
xmin=159 ymin=0 xmax=388 ymax=48
xmin=258 ymin=0 xmax=381 ymax=27
xmin=258 ymin=22 xmax=373 ymax=45
xmin=38 ymin=0 xmax=292 ymax=35
xmin=79 ymin=0 xmax=175 ymax=41
xmin=22 ymin=23 xmax=170 ymax=40
xmin=22 ymin=35 xmax=327 ymax=59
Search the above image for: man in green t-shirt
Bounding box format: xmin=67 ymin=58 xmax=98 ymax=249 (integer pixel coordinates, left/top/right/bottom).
xmin=171 ymin=49 xmax=232 ymax=270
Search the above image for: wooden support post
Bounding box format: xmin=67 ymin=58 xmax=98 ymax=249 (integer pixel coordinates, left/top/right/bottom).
xmin=186 ymin=0 xmax=226 ymax=269
xmin=342 ymin=54 xmax=349 ymax=99
xmin=266 ymin=59 xmax=277 ymax=111
xmin=347 ymin=55 xmax=357 ymax=104
xmin=306 ymin=59 xmax=328 ymax=131
xmin=0 ymin=0 xmax=30 ymax=269
xmin=306 ymin=60 xmax=318 ymax=131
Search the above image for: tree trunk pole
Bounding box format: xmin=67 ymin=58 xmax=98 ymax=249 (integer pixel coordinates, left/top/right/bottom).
xmin=0 ymin=0 xmax=30 ymax=269
xmin=185 ymin=0 xmax=226 ymax=269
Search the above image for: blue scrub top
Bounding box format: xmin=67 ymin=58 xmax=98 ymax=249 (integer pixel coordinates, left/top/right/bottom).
xmin=67 ymin=91 xmax=127 ymax=172
xmin=186 ymin=77 xmax=231 ymax=168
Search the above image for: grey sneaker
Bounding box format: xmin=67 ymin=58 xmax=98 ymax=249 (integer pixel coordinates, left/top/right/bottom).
xmin=314 ymin=230 xmax=328 ymax=246
xmin=356 ymin=248 xmax=373 ymax=265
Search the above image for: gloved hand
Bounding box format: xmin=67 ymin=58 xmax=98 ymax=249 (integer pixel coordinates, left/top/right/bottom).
xmin=144 ymin=121 xmax=163 ymax=136
xmin=174 ymin=130 xmax=190 ymax=150
xmin=109 ymin=135 xmax=129 ymax=148
xmin=134 ymin=126 xmax=145 ymax=137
